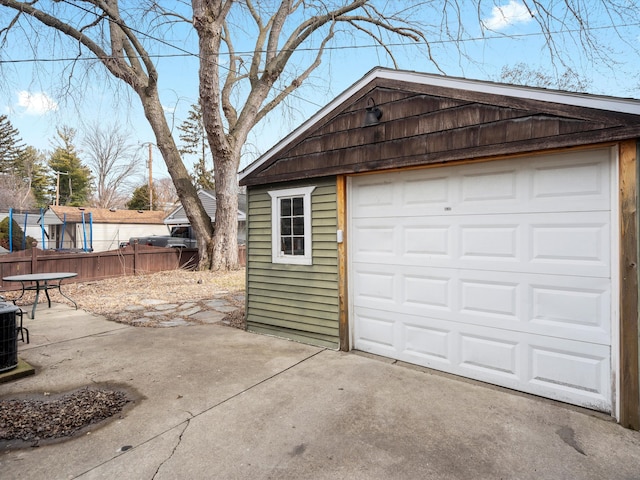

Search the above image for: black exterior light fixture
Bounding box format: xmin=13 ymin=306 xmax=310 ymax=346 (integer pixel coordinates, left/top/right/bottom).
xmin=363 ymin=97 xmax=383 ymax=126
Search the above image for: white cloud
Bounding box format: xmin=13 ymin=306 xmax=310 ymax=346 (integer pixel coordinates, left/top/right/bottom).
xmin=482 ymin=1 xmax=534 ymax=31
xmin=17 ymin=91 xmax=58 ymax=115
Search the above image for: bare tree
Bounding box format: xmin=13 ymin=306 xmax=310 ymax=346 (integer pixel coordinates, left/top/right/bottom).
xmin=0 ymin=1 xmax=636 ymax=269
xmin=154 ymin=177 xmax=179 ymax=212
xmin=0 ymin=1 xmax=430 ymax=269
xmin=16 ymin=146 xmax=50 ymax=208
xmin=83 ymin=122 xmax=142 ymax=209
xmin=0 ymin=1 xmax=212 ymax=266
xmin=0 ymin=172 xmax=34 ymax=210
xmin=498 ymin=62 xmax=591 ymax=92
xmin=190 ymin=1 xmax=436 ymax=269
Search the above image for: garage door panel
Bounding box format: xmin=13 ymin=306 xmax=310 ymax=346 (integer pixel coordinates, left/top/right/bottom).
xmin=351 ymin=149 xmax=610 ymax=219
xmin=350 ymin=149 xmax=613 ymax=412
xmin=530 ymin=221 xmax=609 ymax=268
xmin=460 ymin=168 xmax=519 ymax=203
xmin=460 ymin=279 xmax=518 ymax=319
xmin=403 ymin=175 xmax=450 ymax=206
xmin=528 ymin=341 xmax=610 ymax=410
xmin=403 ymin=274 xmax=451 ymax=310
xmin=353 ymin=225 xmax=396 ymax=255
xmin=531 ymin=157 xmax=608 ymax=203
xmin=354 ymin=306 xmax=611 ymax=410
xmin=353 ymin=270 xmax=396 ymax=303
xmin=403 ymin=323 xmax=452 ymax=363
xmin=356 ymin=306 xmax=456 ymax=365
xmin=530 ymin=284 xmax=609 ymax=333
xmin=352 ymin=212 xmax=610 ymax=278
xmin=354 ymin=264 xmax=610 ymax=344
xmin=355 ymin=312 xmax=396 ymax=349
xmin=459 ymin=333 xmax=520 ymax=379
xmin=460 ymin=224 xmax=519 ymax=260
xmin=354 ymin=180 xmax=395 ymax=210
xmin=404 ymin=226 xmax=450 ymax=257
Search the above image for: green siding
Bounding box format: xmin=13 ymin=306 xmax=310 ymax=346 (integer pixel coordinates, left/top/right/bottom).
xmin=246 ymin=178 xmax=339 ymax=348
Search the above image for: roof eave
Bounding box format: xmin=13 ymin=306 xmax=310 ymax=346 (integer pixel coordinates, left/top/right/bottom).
xmin=239 ymin=67 xmax=640 ymax=184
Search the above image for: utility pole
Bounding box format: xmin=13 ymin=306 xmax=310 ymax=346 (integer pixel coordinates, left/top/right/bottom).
xmin=147 ymin=143 xmax=153 ymax=210
xmin=54 ymin=171 xmax=69 ymax=206
xmin=141 ymin=142 xmax=154 ymax=210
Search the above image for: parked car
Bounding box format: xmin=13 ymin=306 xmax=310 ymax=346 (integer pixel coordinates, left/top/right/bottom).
xmin=129 ymin=226 xmax=197 ymax=248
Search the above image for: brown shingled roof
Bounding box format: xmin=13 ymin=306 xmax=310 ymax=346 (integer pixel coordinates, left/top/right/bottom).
xmin=48 ymin=206 xmax=166 ymax=224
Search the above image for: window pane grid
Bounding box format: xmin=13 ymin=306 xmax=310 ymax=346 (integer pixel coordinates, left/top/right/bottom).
xmin=280 ymin=196 xmax=305 ymax=256
xmin=269 ymin=185 xmax=315 ymax=265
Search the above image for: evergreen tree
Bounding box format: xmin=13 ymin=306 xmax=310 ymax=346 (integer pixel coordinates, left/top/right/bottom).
xmin=48 ymin=126 xmax=93 ymax=206
xmin=16 ymin=147 xmax=50 ymax=207
xmin=178 ymin=104 xmax=215 ymax=191
xmin=0 ymin=114 xmax=26 ymax=175
xmin=126 ymin=184 xmax=158 ymax=211
xmin=0 ymin=117 xmax=49 ymax=209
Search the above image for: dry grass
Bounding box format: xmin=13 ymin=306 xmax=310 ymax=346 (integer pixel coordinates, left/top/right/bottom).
xmin=5 ymin=268 xmax=246 ymax=320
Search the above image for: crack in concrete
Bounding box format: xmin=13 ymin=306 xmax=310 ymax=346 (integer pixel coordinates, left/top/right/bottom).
xmin=152 ymin=418 xmax=191 ymax=480
xmin=71 ymin=348 xmax=326 ymax=479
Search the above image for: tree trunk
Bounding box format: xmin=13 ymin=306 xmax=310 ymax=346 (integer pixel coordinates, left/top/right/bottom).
xmin=211 ymin=149 xmax=239 ymax=270
xmin=193 ymin=1 xmax=237 ymax=270
xmin=138 ymin=89 xmax=215 ymax=269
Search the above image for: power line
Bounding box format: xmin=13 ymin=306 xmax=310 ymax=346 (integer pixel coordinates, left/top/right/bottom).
xmin=1 ymin=21 xmax=639 ymax=65
xmin=1 ymin=1 xmax=638 ymax=112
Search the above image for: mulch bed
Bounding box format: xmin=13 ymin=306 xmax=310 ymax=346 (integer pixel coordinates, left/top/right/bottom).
xmin=0 ymin=386 xmax=134 ymax=448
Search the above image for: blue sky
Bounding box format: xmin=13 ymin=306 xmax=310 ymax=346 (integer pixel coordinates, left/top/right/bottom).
xmin=1 ymin=1 xmax=639 ymax=181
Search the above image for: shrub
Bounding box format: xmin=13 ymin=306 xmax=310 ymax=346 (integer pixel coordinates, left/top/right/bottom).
xmin=0 ymin=217 xmax=36 ymax=251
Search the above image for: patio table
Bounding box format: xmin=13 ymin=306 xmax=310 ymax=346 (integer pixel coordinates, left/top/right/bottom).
xmin=2 ymin=272 xmax=78 ymax=319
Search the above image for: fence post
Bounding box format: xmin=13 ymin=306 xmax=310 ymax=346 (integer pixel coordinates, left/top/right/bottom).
xmin=133 ymin=240 xmax=139 ymax=276
xmin=31 ymin=242 xmax=38 ymax=273
xmin=238 ymin=245 xmax=246 ymax=266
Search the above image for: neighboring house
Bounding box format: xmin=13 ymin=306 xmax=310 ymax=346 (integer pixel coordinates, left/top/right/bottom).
xmin=44 ymin=206 xmax=167 ymax=252
xmin=239 ymin=67 xmax=640 ymax=429
xmin=163 ymin=188 xmax=247 ymax=244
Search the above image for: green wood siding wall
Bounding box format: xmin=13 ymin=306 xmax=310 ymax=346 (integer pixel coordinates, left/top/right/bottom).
xmin=246 ymin=177 xmax=339 ymax=348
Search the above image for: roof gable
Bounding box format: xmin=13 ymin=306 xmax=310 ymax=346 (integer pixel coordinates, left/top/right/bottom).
xmin=240 ymin=68 xmax=640 ymax=186
xmin=164 ymin=189 xmax=247 ymax=225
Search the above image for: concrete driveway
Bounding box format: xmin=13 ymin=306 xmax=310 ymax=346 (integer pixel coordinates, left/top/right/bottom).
xmin=1 ymin=303 xmax=639 ymax=479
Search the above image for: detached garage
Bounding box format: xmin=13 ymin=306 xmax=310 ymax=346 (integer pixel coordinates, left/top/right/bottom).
xmin=239 ymin=68 xmax=640 ymax=428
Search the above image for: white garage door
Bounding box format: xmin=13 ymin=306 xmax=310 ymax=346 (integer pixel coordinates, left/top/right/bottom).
xmin=349 ymin=149 xmax=614 ymax=412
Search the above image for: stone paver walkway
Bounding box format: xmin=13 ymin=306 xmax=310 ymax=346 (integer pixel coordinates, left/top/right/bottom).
xmin=112 ymin=292 xmax=245 ymax=328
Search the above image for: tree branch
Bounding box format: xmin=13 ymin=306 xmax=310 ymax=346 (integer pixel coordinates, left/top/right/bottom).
xmin=255 ymin=22 xmax=335 ymax=124
xmin=221 ymin=21 xmax=239 ymax=128
xmin=0 ymin=0 xmax=157 ymax=91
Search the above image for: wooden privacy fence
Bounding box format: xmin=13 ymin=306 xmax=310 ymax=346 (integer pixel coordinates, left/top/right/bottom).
xmin=0 ymin=243 xmax=247 ymax=290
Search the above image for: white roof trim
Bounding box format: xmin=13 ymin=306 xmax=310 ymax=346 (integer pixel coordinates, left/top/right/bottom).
xmin=164 ymin=189 xmax=216 ymax=220
xmin=239 ymin=67 xmax=640 ymax=181
xmin=164 ymin=211 xmax=246 ymax=225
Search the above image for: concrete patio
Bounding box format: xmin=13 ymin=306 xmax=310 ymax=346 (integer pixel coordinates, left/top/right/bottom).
xmin=1 ymin=303 xmax=639 ymax=479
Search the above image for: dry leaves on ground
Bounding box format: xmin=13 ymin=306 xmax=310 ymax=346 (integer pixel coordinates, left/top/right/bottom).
xmin=0 ymin=388 xmax=131 ymax=446
xmin=65 ymin=268 xmax=245 ymax=314
xmin=5 ymin=268 xmax=246 ymax=325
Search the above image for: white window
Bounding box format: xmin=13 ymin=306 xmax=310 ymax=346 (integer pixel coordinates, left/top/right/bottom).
xmin=268 ymin=186 xmax=316 ymax=265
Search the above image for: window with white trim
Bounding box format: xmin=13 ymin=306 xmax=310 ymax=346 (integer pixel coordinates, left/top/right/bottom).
xmin=268 ymin=186 xmax=316 ymax=265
